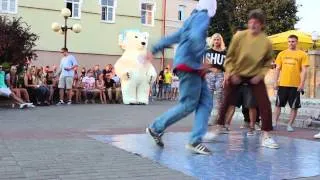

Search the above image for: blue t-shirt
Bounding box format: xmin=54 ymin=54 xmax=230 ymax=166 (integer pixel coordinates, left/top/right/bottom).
xmin=60 ymin=55 xmax=78 ymax=77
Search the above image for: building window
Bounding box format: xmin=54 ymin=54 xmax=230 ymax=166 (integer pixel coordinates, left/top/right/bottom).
xmin=0 ymin=0 xmax=17 ymax=14
xmin=65 ymin=0 xmax=81 ymax=19
xmin=178 ymin=5 xmax=185 ymax=21
xmin=141 ymin=2 xmax=154 ymax=26
xmin=101 ymin=0 xmax=116 ymax=22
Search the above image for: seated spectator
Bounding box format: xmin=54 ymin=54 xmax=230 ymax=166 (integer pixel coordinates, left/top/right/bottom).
xmin=52 ymin=64 xmax=58 ymax=75
xmin=112 ymin=74 xmax=120 ymax=86
xmin=105 ymin=64 xmax=113 ymax=76
xmin=96 ymin=74 xmax=106 ymax=104
xmin=24 ymin=67 xmax=49 ymax=106
xmin=80 ymin=67 xmax=86 ymax=81
xmin=24 ymin=67 xmax=38 ymax=104
xmin=82 ymin=69 xmax=99 ymax=104
xmin=35 ymin=68 xmax=50 ymax=105
xmin=6 ymin=65 xmax=31 ymax=103
xmin=72 ymin=68 xmax=81 ymax=103
xmin=0 ymin=65 xmax=34 ymax=108
xmin=93 ymin=65 xmax=102 ymax=80
xmin=104 ymin=74 xmax=120 ymax=103
xmin=45 ymin=70 xmax=57 ymax=104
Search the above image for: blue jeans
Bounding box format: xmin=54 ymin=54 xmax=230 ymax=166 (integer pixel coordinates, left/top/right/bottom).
xmin=150 ymin=71 xmax=213 ymax=144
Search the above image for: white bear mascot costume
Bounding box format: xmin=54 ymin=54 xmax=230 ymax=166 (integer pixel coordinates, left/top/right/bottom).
xmin=115 ymin=30 xmax=157 ymax=105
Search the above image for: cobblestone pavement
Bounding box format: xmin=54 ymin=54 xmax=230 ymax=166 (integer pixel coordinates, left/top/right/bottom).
xmin=0 ymin=101 xmax=319 ymax=179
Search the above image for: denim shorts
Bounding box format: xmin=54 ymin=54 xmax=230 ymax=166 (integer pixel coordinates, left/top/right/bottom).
xmin=163 ymin=84 xmax=171 ymax=93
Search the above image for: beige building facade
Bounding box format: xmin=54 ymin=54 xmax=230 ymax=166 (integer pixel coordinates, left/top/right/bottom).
xmin=0 ymin=0 xmax=198 ymax=71
xmin=162 ymin=0 xmax=197 ymax=67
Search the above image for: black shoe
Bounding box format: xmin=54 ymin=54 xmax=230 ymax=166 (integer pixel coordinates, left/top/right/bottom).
xmin=146 ymin=128 xmax=164 ymax=147
xmin=186 ymin=142 xmax=212 ymax=155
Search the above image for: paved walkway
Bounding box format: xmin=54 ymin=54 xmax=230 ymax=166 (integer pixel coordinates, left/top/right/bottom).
xmin=0 ymin=101 xmax=319 ymax=179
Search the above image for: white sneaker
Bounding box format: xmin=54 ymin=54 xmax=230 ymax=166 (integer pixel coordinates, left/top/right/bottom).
xmin=19 ymin=103 xmax=28 ymax=109
xmin=262 ymin=137 xmax=279 ymax=149
xmin=185 ymin=143 xmax=212 ymax=155
xmin=314 ymin=132 xmax=320 ymax=139
xmin=202 ymin=132 xmax=218 ymax=142
xmin=255 ymin=123 xmax=261 ymax=131
xmin=26 ymin=103 xmax=35 ymax=108
xmin=67 ymin=101 xmax=72 ymax=105
xmin=56 ymin=101 xmax=64 ymax=106
xmin=287 ymin=125 xmax=294 ymax=132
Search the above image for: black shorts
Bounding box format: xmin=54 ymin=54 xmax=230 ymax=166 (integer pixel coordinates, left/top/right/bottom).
xmin=230 ymin=83 xmax=256 ymax=108
xmin=275 ymin=86 xmax=301 ymax=109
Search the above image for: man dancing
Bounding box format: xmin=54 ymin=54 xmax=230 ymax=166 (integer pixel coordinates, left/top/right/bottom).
xmin=146 ymin=0 xmax=217 ymax=155
xmin=205 ymin=9 xmax=279 ymax=149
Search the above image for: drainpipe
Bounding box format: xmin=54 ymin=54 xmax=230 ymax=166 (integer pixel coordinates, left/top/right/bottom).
xmin=161 ymin=0 xmax=166 ymax=70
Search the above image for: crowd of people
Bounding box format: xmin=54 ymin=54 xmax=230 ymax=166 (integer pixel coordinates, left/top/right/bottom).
xmin=0 ymin=47 xmax=181 ymax=108
xmin=152 ymin=66 xmax=180 ymax=101
xmin=0 ymin=48 xmax=123 ymax=107
xmin=146 ymin=4 xmax=320 ymax=156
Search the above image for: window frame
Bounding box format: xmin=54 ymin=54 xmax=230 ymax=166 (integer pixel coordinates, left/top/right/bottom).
xmin=100 ymin=0 xmax=117 ymax=23
xmin=65 ymin=0 xmax=82 ymax=19
xmin=0 ymin=0 xmax=18 ymax=14
xmin=178 ymin=5 xmax=186 ymax=21
xmin=140 ymin=1 xmax=155 ymax=27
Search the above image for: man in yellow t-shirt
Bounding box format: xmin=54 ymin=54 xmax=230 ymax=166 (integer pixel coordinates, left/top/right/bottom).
xmin=163 ymin=68 xmax=173 ymax=100
xmin=274 ymin=34 xmax=309 ymax=132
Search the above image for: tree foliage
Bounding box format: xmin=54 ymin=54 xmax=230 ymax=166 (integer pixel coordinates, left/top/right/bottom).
xmin=0 ymin=16 xmax=39 ymax=68
xmin=204 ymin=0 xmax=299 ymax=45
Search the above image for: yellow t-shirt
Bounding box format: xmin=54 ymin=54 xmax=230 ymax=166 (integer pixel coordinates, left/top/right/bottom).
xmin=275 ymin=49 xmax=309 ymax=87
xmin=164 ymin=72 xmax=173 ymax=84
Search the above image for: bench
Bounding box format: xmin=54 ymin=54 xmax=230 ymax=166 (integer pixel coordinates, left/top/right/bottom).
xmin=0 ymin=96 xmax=14 ymax=108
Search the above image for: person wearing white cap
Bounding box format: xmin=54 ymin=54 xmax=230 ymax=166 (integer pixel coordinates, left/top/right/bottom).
xmin=146 ymin=0 xmax=217 ymax=155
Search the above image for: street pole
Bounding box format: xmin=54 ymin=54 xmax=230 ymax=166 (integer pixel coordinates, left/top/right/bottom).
xmin=51 ymin=8 xmax=81 ymax=50
xmin=64 ymin=17 xmax=68 ymax=49
xmin=161 ymin=0 xmax=167 ymax=70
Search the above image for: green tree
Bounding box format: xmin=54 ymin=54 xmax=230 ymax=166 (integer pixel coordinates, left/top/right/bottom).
xmin=0 ymin=16 xmax=39 ymax=68
xmin=207 ymin=0 xmax=299 ymax=45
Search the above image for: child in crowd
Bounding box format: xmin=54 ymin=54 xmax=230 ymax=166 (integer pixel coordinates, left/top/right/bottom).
xmin=82 ymin=69 xmax=97 ymax=104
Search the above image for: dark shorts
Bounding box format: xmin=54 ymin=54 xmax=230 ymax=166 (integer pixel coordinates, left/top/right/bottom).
xmin=276 ymin=86 xmax=301 ymax=109
xmin=230 ymin=83 xmax=257 ymax=108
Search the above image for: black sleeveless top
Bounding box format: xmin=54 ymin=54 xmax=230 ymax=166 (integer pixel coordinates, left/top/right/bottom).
xmin=28 ymin=76 xmax=33 ymax=86
xmin=203 ymin=49 xmax=227 ymax=71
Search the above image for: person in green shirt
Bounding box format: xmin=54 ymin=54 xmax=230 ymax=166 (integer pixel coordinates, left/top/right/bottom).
xmin=0 ymin=65 xmax=34 ymax=109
